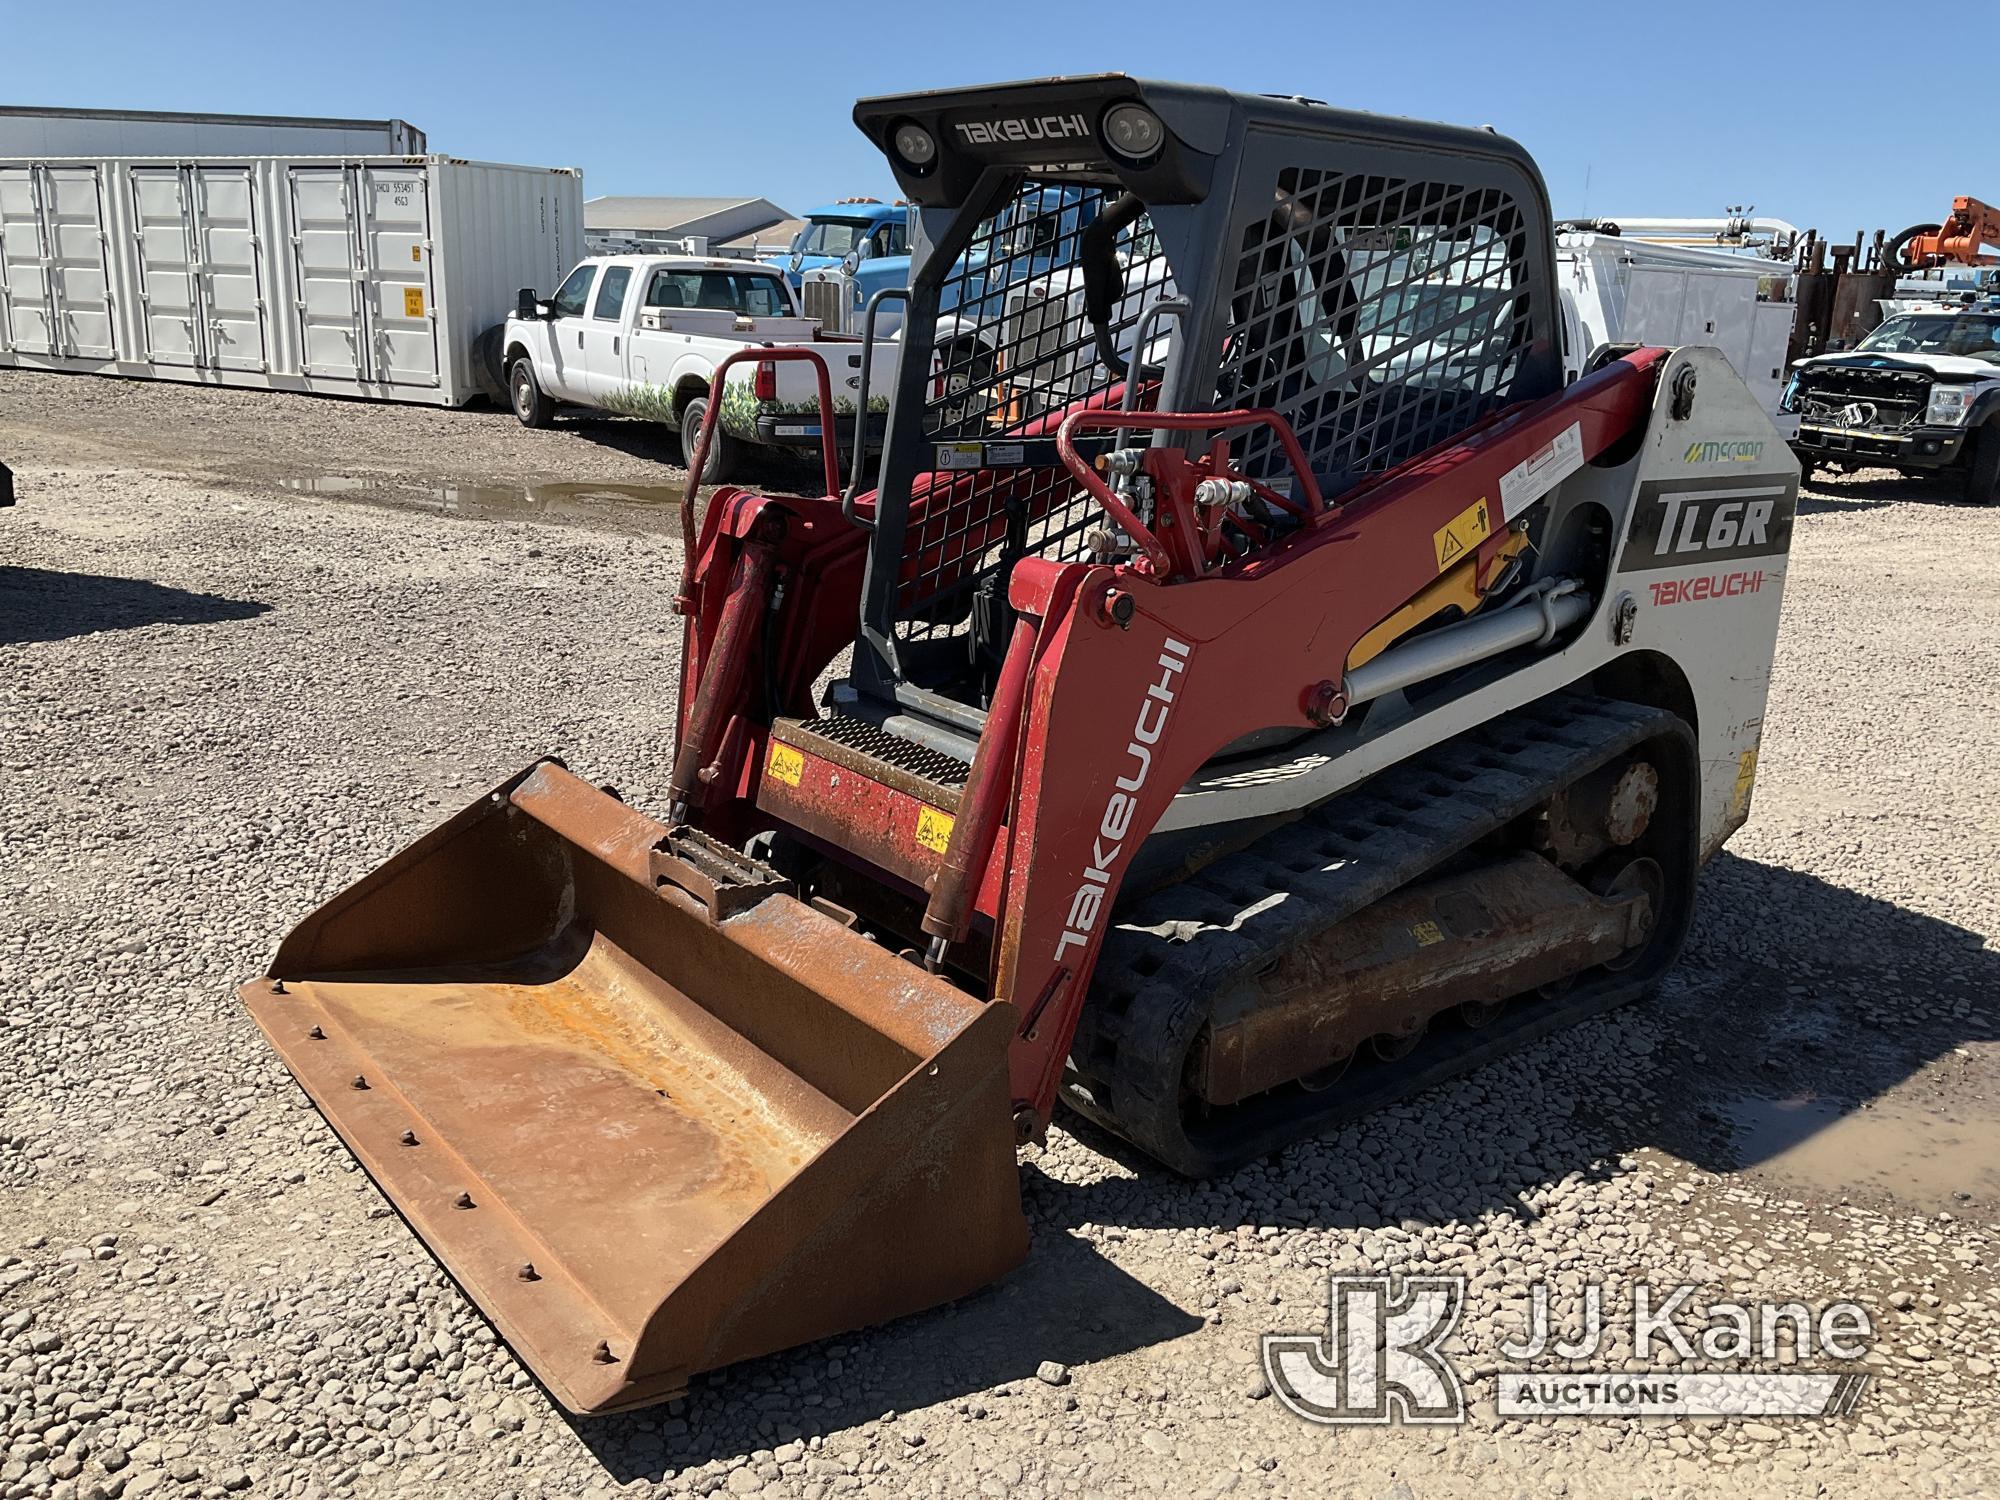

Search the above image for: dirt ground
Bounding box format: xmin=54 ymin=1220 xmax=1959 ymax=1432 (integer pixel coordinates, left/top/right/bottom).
xmin=1 ymin=368 xmax=1996 ymax=1500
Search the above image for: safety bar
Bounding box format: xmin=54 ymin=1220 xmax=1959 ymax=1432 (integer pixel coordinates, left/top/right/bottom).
xmin=1120 ymin=298 xmax=1191 ymax=414
xmin=1052 ymin=407 xmax=1328 ymax=577
xmin=681 ymin=347 xmax=842 ymax=560
xmin=842 ymin=287 xmax=911 ymax=527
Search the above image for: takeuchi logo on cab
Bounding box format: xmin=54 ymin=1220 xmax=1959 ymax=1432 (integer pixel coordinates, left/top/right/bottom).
xmin=1684 ymin=440 xmax=1766 ymax=464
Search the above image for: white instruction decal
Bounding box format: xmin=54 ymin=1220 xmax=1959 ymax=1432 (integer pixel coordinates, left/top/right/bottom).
xmin=1498 ymin=421 xmax=1584 ymax=521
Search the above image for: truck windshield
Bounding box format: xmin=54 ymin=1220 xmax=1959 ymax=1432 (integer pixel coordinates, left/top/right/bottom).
xmin=795 ymin=219 xmax=873 ymax=257
xmin=645 ymin=270 xmax=793 ymax=317
xmin=1856 ymin=314 xmax=2000 ymax=363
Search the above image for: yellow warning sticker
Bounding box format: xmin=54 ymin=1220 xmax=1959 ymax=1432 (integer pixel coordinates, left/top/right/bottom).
xmin=1432 ymin=497 xmax=1493 ymax=572
xmin=410 ymin=245 xmax=423 ymax=263
xmin=766 ymin=742 xmax=804 ymax=788
xmin=1410 ymin=919 xmax=1445 ymax=946
xmin=1731 ymin=747 xmax=1759 ymax=818
xmin=403 ymin=287 xmax=425 ymax=318
xmin=915 ymin=805 xmax=956 ymax=854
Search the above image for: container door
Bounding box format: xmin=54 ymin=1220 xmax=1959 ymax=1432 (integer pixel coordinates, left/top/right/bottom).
xmin=0 ymin=166 xmax=57 ymax=354
xmin=42 ymin=166 xmax=117 ymax=360
xmin=130 ymin=167 xmax=201 ymax=366
xmin=191 ymin=167 xmax=267 ymax=371
xmin=356 ymin=166 xmax=439 ymax=389
xmin=288 ymin=166 xmax=368 ymax=381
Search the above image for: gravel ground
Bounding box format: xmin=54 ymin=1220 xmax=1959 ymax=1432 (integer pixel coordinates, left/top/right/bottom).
xmin=2 ymin=371 xmax=1997 ymax=1499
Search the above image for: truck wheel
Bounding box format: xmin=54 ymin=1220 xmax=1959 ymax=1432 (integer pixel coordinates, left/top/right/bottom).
xmin=679 ymin=395 xmax=738 ymax=484
xmin=510 ymin=359 xmax=553 ymax=429
xmin=1965 ymin=418 xmax=2000 ymax=505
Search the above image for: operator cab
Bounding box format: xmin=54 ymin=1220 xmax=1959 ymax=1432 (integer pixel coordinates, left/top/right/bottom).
xmin=827 ymin=76 xmax=1562 ymax=759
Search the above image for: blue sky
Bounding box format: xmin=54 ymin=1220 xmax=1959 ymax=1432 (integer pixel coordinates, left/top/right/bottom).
xmin=4 ymin=0 xmax=1976 ymax=238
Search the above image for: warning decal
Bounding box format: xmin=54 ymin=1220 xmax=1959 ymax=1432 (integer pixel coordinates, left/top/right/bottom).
xmin=915 ymin=805 xmax=956 ymax=854
xmin=1432 ymin=496 xmax=1493 ymax=572
xmin=1731 ymin=746 xmax=1759 ymax=818
xmin=766 ymin=742 xmax=804 ymax=788
xmin=403 ymin=288 xmax=426 ymax=318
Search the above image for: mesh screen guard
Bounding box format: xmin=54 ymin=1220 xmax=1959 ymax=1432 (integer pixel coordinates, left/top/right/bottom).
xmin=850 ymin=127 xmax=1557 ymax=708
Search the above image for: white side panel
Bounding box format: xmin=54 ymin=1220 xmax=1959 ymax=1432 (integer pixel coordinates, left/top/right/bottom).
xmin=193 ymin=167 xmax=267 ymax=371
xmin=1674 ymin=273 xmax=1734 ymax=349
xmin=288 ymin=167 xmax=365 ymax=380
xmin=0 ymin=167 xmax=55 ymax=353
xmin=1622 ymin=267 xmax=1687 ymax=349
xmin=130 ymin=168 xmax=198 ymax=365
xmin=358 ymin=166 xmax=437 ymax=388
xmin=429 ymin=160 xmax=585 ymax=401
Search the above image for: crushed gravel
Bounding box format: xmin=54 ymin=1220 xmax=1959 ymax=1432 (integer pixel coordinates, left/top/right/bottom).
xmin=1 ymin=372 xmax=1996 ymax=1499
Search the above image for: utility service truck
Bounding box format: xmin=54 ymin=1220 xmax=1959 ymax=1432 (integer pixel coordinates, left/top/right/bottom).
xmin=504 ymin=252 xmax=894 ymax=479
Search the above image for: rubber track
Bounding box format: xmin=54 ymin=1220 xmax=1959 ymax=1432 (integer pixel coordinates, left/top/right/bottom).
xmin=1062 ymin=693 xmax=1693 ymax=1175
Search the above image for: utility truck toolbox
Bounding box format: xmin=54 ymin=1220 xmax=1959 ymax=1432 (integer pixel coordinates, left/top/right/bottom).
xmin=243 ymin=74 xmax=1797 ymax=1412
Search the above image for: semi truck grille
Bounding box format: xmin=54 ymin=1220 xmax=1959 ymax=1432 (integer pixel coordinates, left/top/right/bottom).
xmin=801 ymin=278 xmax=847 ymax=334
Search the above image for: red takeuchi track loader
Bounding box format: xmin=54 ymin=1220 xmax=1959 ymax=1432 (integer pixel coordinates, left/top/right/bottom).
xmin=241 ymin=76 xmax=1797 ymax=1413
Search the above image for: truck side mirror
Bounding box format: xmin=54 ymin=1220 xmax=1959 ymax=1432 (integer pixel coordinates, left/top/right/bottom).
xmin=516 ymin=288 xmax=539 ymax=320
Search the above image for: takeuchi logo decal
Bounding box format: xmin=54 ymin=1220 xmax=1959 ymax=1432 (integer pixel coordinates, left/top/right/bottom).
xmin=1684 ymin=439 xmax=1765 ymax=464
xmin=955 ymin=112 xmax=1093 ymax=148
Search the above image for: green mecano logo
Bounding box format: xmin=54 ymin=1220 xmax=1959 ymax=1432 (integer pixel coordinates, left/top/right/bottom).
xmin=1684 ymin=440 xmax=1765 ymax=464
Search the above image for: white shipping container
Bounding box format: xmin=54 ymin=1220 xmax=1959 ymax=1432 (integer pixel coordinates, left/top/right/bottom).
xmin=0 ymin=154 xmax=584 ymax=406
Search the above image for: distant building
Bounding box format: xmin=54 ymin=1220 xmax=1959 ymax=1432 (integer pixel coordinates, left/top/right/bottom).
xmin=584 ymin=196 xmax=794 ymax=256
xmin=717 ymin=218 xmax=808 ymax=258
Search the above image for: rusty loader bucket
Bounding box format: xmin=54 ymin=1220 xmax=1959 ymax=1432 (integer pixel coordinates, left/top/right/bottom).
xmin=239 ymin=762 xmax=1028 ymax=1414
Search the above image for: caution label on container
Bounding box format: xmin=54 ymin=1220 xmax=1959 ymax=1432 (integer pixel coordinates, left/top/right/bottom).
xmin=403 ymin=288 xmax=426 ymax=318
xmin=1432 ymin=496 xmax=1492 ymax=572
xmin=767 ymin=742 xmax=804 ymax=788
xmin=915 ymin=806 xmax=955 ymax=854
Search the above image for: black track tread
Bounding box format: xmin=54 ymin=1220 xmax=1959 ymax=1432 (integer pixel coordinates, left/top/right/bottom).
xmin=1063 ymin=693 xmax=1690 ymax=1175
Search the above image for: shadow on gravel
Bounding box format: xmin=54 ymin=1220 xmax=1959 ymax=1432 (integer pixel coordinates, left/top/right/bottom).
xmin=1051 ymin=851 xmax=1998 ymax=1233
xmin=560 ymin=414 xmax=841 ymax=498
xmin=551 ymin=853 xmax=1994 ymax=1480
xmin=0 ymin=565 xmax=270 ymax=644
xmin=1800 ymin=471 xmax=1973 ymax=513
xmin=572 ymin=1231 xmax=1201 ymax=1482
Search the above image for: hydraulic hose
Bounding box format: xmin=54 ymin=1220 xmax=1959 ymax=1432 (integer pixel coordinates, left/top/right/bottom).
xmin=1082 ymin=193 xmax=1149 ymax=377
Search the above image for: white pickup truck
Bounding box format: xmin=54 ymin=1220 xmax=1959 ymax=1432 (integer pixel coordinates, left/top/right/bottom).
xmin=502 ymin=254 xmax=894 ymax=481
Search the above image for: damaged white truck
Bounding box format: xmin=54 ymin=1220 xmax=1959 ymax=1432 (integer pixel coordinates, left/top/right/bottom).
xmin=503 ymin=254 xmax=893 ymax=480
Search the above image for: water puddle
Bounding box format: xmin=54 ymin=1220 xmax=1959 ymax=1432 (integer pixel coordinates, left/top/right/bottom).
xmin=268 ymin=474 xmax=685 ymax=527
xmin=1724 ymin=1091 xmax=2000 ymax=1211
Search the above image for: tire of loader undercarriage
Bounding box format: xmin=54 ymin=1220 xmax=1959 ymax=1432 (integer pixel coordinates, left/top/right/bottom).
xmin=1060 ymin=695 xmax=1699 ymax=1178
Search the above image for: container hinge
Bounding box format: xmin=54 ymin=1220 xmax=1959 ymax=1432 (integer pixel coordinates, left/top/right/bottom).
xmin=650 ymin=827 xmax=793 ymax=922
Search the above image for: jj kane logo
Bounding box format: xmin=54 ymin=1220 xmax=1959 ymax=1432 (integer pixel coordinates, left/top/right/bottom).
xmin=1264 ymin=1274 xmax=1875 ymax=1425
